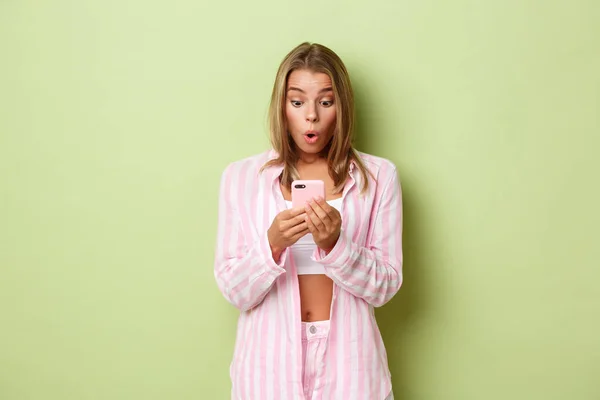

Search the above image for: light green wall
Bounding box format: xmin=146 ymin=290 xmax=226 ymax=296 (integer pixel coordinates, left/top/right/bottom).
xmin=1 ymin=1 xmax=598 ymax=399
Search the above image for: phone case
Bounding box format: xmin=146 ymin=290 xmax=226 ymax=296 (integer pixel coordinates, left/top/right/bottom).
xmin=291 ymin=180 xmax=325 ymax=208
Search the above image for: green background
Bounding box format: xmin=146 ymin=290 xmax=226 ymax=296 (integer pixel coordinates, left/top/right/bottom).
xmin=1 ymin=0 xmax=599 ymax=399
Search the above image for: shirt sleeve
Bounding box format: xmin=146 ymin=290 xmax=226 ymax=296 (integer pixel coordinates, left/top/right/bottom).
xmin=313 ymin=166 xmax=403 ymax=307
xmin=213 ymin=163 xmax=287 ymax=311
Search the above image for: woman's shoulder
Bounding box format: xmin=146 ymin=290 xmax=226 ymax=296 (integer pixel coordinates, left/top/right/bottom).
xmin=354 ymin=150 xmax=398 ymax=177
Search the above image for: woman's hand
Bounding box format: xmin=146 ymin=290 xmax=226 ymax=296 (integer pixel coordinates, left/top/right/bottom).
xmin=305 ymin=197 xmax=341 ymax=253
xmin=267 ymin=207 xmax=309 ymax=263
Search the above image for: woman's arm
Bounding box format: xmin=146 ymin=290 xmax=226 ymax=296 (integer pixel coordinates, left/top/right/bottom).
xmin=213 ymin=164 xmax=287 ymax=311
xmin=314 ymin=166 xmax=403 ymax=307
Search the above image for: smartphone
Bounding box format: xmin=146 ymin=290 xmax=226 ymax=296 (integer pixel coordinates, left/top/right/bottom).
xmin=291 ymin=180 xmax=325 ymax=208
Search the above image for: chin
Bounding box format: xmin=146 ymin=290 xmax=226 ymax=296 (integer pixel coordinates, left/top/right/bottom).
xmin=296 ymin=144 xmax=326 ymax=155
xmin=292 ymin=138 xmax=331 ymax=156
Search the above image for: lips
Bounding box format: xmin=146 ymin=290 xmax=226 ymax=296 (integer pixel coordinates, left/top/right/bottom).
xmin=304 ymin=131 xmax=319 ymax=144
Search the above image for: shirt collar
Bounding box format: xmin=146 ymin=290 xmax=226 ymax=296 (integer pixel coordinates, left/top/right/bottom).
xmin=264 ymin=148 xmax=357 ymax=180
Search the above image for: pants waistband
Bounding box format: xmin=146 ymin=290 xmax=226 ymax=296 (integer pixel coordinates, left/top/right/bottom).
xmin=301 ymin=320 xmax=330 ymax=341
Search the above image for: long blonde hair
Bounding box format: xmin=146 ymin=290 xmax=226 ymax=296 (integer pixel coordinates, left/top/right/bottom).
xmin=262 ymin=42 xmax=370 ymax=194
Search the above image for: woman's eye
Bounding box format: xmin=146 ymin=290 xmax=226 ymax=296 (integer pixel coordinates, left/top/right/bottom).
xmin=290 ymin=101 xmax=303 ymax=107
xmin=321 ymin=100 xmax=334 ymax=107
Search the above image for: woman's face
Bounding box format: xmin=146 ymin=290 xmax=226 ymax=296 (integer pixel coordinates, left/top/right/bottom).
xmin=285 ymin=69 xmax=337 ymax=158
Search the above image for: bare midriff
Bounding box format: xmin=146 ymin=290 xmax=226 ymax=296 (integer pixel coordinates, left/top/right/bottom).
xmin=299 ymin=274 xmax=334 ymax=321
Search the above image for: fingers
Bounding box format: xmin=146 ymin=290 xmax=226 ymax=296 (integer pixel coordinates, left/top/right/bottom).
xmin=308 ymin=199 xmax=331 ymax=223
xmin=286 ymin=206 xmax=307 ymax=218
xmin=306 ymin=211 xmax=318 ymax=234
xmin=318 ymin=198 xmax=341 ymax=220
xmin=314 ymin=197 xmax=331 ymax=211
xmin=305 ymin=198 xmax=333 ymax=232
xmin=280 ymin=208 xmax=308 ymax=243
xmin=278 ymin=198 xmax=340 ymax=245
xmin=281 ymin=212 xmax=308 ymax=231
xmin=290 ymin=227 xmax=310 ymax=242
xmin=278 ymin=206 xmax=307 ymax=227
xmin=287 ymin=221 xmax=308 ymax=237
xmin=305 ymin=205 xmax=326 ymax=233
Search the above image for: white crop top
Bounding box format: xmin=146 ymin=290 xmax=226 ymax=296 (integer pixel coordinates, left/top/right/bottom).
xmin=284 ymin=198 xmax=343 ymax=275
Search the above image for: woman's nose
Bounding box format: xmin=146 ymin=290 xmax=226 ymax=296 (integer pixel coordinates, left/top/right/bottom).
xmin=305 ymin=107 xmax=318 ymax=123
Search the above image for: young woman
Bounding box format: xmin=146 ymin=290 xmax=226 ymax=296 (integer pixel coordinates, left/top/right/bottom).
xmin=214 ymin=42 xmax=403 ymax=400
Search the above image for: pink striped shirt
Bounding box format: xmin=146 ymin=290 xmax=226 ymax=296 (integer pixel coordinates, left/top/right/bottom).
xmin=214 ymin=149 xmax=403 ymax=400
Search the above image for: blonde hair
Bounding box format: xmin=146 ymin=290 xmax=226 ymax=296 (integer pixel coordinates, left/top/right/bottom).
xmin=262 ymin=42 xmax=370 ymax=194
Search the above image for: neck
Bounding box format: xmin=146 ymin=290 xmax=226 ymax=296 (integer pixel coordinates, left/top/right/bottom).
xmin=298 ymin=154 xmax=324 ymax=165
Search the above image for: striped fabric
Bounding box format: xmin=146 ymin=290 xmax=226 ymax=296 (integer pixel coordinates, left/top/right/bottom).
xmin=214 ymin=149 xmax=403 ymax=400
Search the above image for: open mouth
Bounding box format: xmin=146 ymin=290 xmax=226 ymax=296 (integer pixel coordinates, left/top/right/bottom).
xmin=304 ymin=132 xmax=319 ymax=144
xmin=303 ymin=132 xmax=319 ymax=144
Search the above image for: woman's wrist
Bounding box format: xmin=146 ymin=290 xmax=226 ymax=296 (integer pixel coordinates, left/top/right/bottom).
xmin=320 ymin=233 xmax=340 ymax=255
xmin=269 ymin=243 xmax=283 ymax=263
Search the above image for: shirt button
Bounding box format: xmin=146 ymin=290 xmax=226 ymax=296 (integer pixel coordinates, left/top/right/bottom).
xmin=309 ymin=325 xmax=317 ymax=334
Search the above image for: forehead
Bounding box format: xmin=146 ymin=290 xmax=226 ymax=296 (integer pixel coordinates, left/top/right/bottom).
xmin=287 ymin=69 xmax=332 ymax=89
